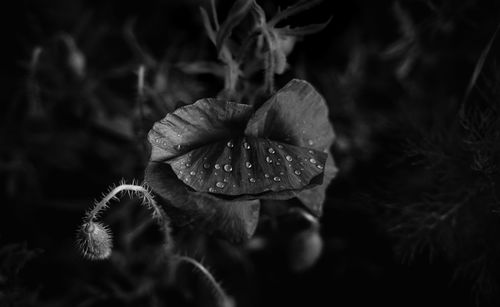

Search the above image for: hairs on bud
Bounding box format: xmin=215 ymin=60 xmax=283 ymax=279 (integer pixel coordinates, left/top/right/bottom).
xmin=76 ymin=180 xmax=172 ymax=260
xmin=76 ymin=221 xmax=113 ymax=260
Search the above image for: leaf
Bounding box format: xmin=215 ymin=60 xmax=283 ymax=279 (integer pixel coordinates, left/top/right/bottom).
xmin=200 ymin=7 xmax=217 ymax=44
xmin=215 ymin=0 xmax=253 ymax=53
xmin=268 ymin=0 xmax=323 ymax=27
xmin=276 ymin=17 xmax=332 ymax=37
xmin=168 ymin=136 xmax=327 ymax=196
xmin=144 ymin=162 xmax=260 ymax=241
xmin=245 ymin=79 xmax=335 ymax=152
xmin=148 ymin=98 xmax=253 ymax=161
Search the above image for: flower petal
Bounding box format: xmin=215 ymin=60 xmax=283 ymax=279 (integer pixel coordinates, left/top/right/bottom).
xmin=167 ymin=137 xmax=327 ymax=196
xmin=296 ymin=152 xmax=338 ymax=216
xmin=148 ymin=98 xmax=253 ymax=162
xmin=245 ymin=79 xmax=335 ymax=152
xmin=245 ymin=79 xmax=337 ymax=215
xmin=144 ymin=162 xmax=260 ymax=241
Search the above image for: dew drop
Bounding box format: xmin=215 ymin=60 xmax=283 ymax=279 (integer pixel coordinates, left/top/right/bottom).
xmin=309 ymin=158 xmax=317 ymax=164
xmin=277 ymin=144 xmax=284 ymax=149
xmin=276 ymin=162 xmax=281 ymax=166
xmin=208 ymin=187 xmax=215 ymax=193
xmin=264 ymin=174 xmax=270 ymax=178
xmin=249 ymin=177 xmax=256 ymax=183
xmin=245 ymin=162 xmax=252 ymax=168
xmin=216 ymin=182 xmax=225 ymax=188
xmin=308 ymin=140 xmax=314 ymax=146
xmin=223 ymin=178 xmax=228 ymax=182
xmin=224 ymin=164 xmax=233 ymax=172
xmin=190 ymin=171 xmax=196 ymax=176
xmin=273 ymin=176 xmax=281 ymax=182
xmin=280 ymin=171 xmax=284 ymax=175
xmin=285 ymin=155 xmax=293 ymax=161
xmin=214 ymin=164 xmax=221 ymax=169
xmin=226 ymin=140 xmax=234 ymax=148
xmin=244 ymin=142 xmax=251 ymax=149
xmin=294 ymin=170 xmax=301 ymax=175
xmin=184 ymin=178 xmax=189 ymax=182
xmin=185 ymin=163 xmax=191 ymax=167
xmin=308 ymin=150 xmax=314 ymax=154
xmin=316 ymin=164 xmax=324 ymax=169
xmin=203 ymin=163 xmax=210 ymax=169
xmin=175 ymin=144 xmax=183 ymax=151
xmin=268 ymin=148 xmax=276 ymax=154
xmin=266 ymin=156 xmax=273 ymax=163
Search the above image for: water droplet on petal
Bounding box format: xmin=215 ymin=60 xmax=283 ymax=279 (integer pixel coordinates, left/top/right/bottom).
xmin=190 ymin=171 xmax=196 ymax=176
xmin=268 ymin=148 xmax=275 ymax=154
xmin=264 ymin=174 xmax=270 ymax=178
xmin=276 ymin=162 xmax=281 ymax=166
xmin=224 ymin=164 xmax=233 ymax=172
xmin=294 ymin=170 xmax=301 ymax=175
xmin=175 ymin=144 xmax=183 ymax=151
xmin=316 ymin=164 xmax=324 ymax=169
xmin=223 ymin=178 xmax=228 ymax=182
xmin=308 ymin=150 xmax=314 ymax=154
xmin=309 ymin=158 xmax=317 ymax=164
xmin=185 ymin=163 xmax=191 ymax=167
xmin=245 ymin=162 xmax=252 ymax=169
xmin=266 ymin=156 xmax=273 ymax=163
xmin=273 ymin=176 xmax=281 ymax=182
xmin=308 ymin=140 xmax=314 ymax=146
xmin=214 ymin=164 xmax=221 ymax=169
xmin=208 ymin=187 xmax=215 ymax=192
xmin=216 ymin=182 xmax=225 ymax=188
xmin=277 ymin=144 xmax=284 ymax=149
xmin=203 ymin=163 xmax=210 ymax=169
xmin=244 ymin=142 xmax=251 ymax=149
xmin=285 ymin=155 xmax=293 ymax=161
xmin=226 ymin=140 xmax=234 ymax=148
xmin=249 ymin=177 xmax=256 ymax=183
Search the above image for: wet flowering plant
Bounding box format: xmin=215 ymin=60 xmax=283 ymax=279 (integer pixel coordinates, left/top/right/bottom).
xmin=74 ymin=0 xmax=336 ymax=304
xmin=145 ymin=79 xmax=336 ymax=240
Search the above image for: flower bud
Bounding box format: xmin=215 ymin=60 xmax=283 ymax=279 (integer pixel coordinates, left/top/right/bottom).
xmin=77 ymin=221 xmax=113 ymax=260
xmin=288 ymin=228 xmax=323 ymax=272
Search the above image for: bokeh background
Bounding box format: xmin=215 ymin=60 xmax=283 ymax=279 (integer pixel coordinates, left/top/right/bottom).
xmin=2 ymin=0 xmax=500 ymax=306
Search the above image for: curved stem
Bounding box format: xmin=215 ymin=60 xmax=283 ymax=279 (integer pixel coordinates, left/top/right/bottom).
xmin=176 ymin=255 xmax=232 ymax=307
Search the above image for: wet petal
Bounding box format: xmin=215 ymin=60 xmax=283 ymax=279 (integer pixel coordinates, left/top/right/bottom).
xmin=148 ymin=98 xmax=253 ymax=162
xmin=167 ymin=137 xmax=327 ymax=196
xmin=245 ymin=79 xmax=335 ymax=152
xmin=296 ymin=152 xmax=338 ymax=216
xmin=144 ymin=162 xmax=260 ymax=241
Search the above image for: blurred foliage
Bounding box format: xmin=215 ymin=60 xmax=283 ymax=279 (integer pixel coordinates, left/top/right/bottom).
xmin=3 ymin=0 xmax=500 ymax=306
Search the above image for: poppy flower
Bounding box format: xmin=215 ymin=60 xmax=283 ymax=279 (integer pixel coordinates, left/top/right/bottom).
xmin=145 ymin=79 xmax=337 ymax=241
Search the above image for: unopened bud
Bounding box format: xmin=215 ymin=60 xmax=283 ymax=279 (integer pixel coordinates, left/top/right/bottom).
xmin=76 ymin=221 xmax=113 ymax=260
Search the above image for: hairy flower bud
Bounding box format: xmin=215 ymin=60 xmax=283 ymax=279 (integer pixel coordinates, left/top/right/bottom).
xmin=76 ymin=221 xmax=113 ymax=260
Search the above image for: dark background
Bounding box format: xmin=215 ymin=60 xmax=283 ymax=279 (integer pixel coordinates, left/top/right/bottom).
xmin=2 ymin=0 xmax=500 ymax=306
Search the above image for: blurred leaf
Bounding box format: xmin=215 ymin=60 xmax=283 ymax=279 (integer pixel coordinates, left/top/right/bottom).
xmin=215 ymin=0 xmax=253 ymax=53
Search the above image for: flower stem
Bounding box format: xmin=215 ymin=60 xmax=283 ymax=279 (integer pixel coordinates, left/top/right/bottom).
xmin=176 ymin=255 xmax=233 ymax=307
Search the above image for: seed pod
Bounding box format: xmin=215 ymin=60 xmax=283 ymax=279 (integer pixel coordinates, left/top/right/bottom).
xmin=76 ymin=221 xmax=113 ymax=260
